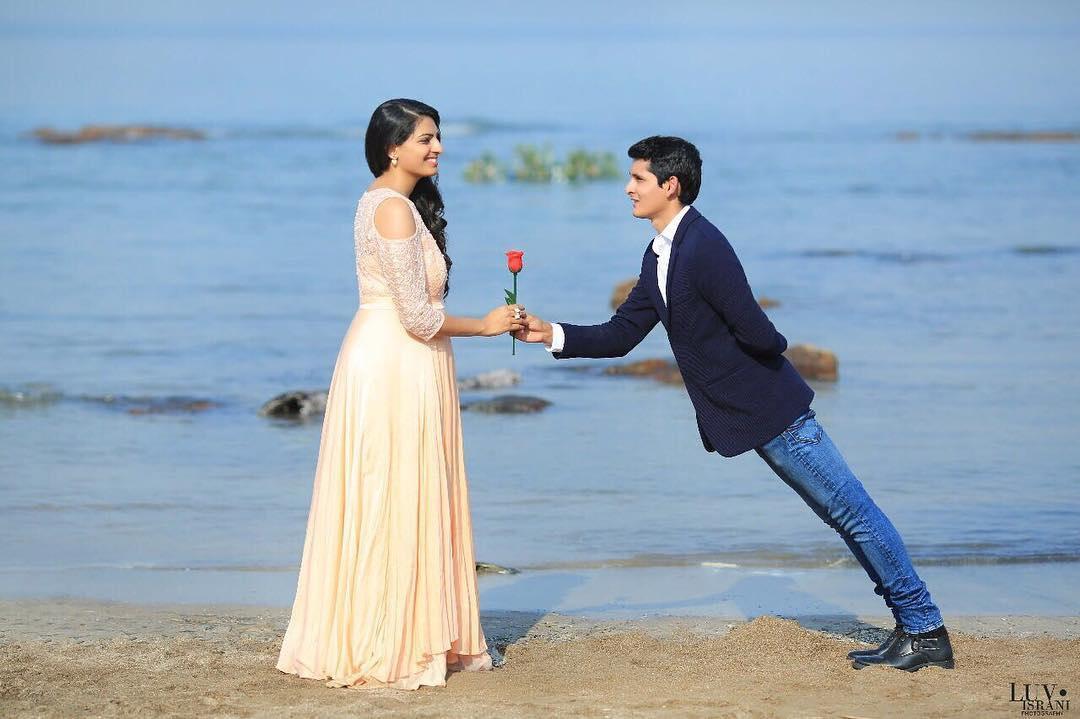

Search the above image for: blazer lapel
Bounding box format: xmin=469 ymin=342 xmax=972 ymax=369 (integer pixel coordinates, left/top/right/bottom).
xmin=643 ymin=248 xmax=666 ymax=323
xmin=664 ymin=206 xmax=701 ymax=326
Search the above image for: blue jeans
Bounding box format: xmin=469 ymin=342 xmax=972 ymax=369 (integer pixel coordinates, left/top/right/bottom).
xmin=755 ymin=409 xmax=944 ymax=634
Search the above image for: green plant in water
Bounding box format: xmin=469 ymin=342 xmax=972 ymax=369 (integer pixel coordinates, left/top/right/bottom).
xmin=463 ymin=145 xmax=622 ymax=184
xmin=563 ymin=149 xmax=620 ymax=183
xmin=512 ymin=144 xmax=556 ymax=183
xmin=463 ymin=152 xmax=505 ymax=183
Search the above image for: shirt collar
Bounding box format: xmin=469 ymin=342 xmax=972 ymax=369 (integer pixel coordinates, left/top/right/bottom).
xmin=652 ymin=205 xmax=692 ymax=255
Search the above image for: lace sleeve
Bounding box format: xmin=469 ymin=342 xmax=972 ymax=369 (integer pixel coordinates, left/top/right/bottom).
xmin=372 ymin=225 xmax=446 ymax=342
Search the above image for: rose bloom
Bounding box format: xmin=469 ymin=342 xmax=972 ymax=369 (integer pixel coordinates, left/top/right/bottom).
xmin=506 ymin=250 xmax=524 ymax=273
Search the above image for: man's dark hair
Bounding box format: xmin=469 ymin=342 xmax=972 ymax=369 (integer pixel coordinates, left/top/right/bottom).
xmin=627 ymin=135 xmax=702 ymax=205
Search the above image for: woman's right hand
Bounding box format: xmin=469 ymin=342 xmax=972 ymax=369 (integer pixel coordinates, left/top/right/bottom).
xmin=480 ymin=304 xmax=527 ymax=337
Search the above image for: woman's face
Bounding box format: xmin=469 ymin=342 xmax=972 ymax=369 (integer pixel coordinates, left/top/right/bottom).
xmin=390 ymin=116 xmax=442 ymax=178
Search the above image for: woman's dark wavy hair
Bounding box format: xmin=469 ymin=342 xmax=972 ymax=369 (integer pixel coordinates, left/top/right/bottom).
xmin=364 ymin=98 xmax=451 ymax=297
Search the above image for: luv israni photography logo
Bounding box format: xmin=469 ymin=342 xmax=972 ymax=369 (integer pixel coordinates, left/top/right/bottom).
xmin=1010 ymin=683 xmax=1070 ymax=716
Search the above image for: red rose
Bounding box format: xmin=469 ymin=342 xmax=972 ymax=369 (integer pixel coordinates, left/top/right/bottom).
xmin=506 ymin=250 xmax=524 ymax=274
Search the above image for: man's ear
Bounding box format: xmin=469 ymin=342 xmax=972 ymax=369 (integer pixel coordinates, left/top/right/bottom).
xmin=663 ymin=176 xmax=681 ymax=201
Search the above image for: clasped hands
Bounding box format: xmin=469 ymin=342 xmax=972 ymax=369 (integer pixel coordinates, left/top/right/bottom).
xmin=513 ymin=315 xmax=553 ymax=346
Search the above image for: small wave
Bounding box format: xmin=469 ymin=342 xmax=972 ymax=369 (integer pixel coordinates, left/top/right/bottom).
xmin=213 ymin=126 xmax=364 ymax=141
xmin=76 ymin=393 xmax=222 ymax=415
xmin=131 ymin=562 xmax=296 ymax=573
xmin=523 ymin=550 xmax=1080 ymax=572
xmin=916 ymin=553 xmax=1080 ymax=567
xmin=440 ymin=118 xmax=563 ymax=136
xmin=2 ymin=501 xmax=252 ymax=514
xmin=801 ymin=248 xmax=858 ymax=258
xmin=524 ymin=553 xmax=794 ymax=571
xmin=101 ymin=347 xmax=179 ymax=358
xmin=799 ymin=248 xmax=954 ymax=264
xmin=0 ymin=386 xmax=225 ymax=415
xmin=0 ymin=562 xmax=295 ymax=573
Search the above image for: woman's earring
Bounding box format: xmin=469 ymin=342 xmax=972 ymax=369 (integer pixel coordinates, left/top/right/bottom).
xmin=391 ymin=156 xmax=398 ymax=167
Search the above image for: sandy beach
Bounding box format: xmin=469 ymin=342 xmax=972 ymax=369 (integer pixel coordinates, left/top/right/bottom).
xmin=2 ymin=598 xmax=1077 ymax=718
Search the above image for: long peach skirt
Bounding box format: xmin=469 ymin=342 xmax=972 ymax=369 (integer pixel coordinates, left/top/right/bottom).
xmin=275 ymin=305 xmax=491 ymax=690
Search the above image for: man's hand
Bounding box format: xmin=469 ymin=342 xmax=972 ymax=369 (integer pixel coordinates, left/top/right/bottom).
xmin=514 ymin=315 xmax=553 ymax=345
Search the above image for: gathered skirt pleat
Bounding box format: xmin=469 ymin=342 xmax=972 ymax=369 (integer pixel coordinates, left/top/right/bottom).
xmin=275 ymin=307 xmax=491 ymax=690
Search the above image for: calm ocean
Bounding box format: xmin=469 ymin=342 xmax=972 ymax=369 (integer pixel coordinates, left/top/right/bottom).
xmin=1 ymin=4 xmax=1078 ymax=607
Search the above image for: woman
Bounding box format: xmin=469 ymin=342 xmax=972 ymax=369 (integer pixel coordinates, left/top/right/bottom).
xmin=276 ymin=98 xmax=525 ymax=690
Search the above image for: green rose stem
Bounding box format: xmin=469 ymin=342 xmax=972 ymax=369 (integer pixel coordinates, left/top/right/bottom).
xmin=505 ymin=273 xmax=518 ymax=355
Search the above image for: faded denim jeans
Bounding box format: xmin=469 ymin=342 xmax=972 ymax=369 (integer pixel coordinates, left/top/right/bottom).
xmin=756 ymin=409 xmax=944 ymax=634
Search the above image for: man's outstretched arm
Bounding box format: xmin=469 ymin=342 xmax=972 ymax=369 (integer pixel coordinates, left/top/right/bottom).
xmin=517 ymin=272 xmax=660 ymax=359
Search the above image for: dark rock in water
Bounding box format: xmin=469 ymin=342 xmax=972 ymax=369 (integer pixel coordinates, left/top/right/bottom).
xmin=897 ymin=130 xmax=1080 ymax=143
xmin=461 ymin=395 xmax=551 ymax=414
xmin=0 ymin=383 xmax=63 ymax=407
xmin=651 ymin=365 xmax=685 ymax=386
xmin=1014 ymin=245 xmax=1080 ymax=255
xmin=31 ymin=124 xmax=207 ymax=144
xmin=610 ymin=277 xmax=638 ymax=310
xmin=127 ymin=398 xmax=219 ymax=415
xmin=967 ymin=131 xmax=1080 ymax=143
xmin=604 ymin=359 xmax=672 ymax=377
xmin=757 ymin=296 xmax=781 ymax=309
xmin=604 ymin=359 xmax=684 ymax=386
xmin=784 ymin=344 xmax=839 ymax=382
xmin=458 ymin=369 xmax=521 ymax=391
xmin=259 ymin=391 xmax=328 ymax=419
xmin=894 ymin=130 xmax=947 ymax=142
xmin=475 ymin=562 xmax=520 ymax=575
xmin=80 ymin=394 xmax=222 ymax=415
xmin=585 ymin=349 xmax=837 ymax=386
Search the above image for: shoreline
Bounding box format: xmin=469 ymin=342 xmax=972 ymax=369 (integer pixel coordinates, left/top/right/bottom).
xmin=3 ymin=562 xmax=1077 ymax=619
xmin=5 ymin=596 xmax=1080 ymax=643
xmin=2 ymin=597 xmax=1078 ymax=718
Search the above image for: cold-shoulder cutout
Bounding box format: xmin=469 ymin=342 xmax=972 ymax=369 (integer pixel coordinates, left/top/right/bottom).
xmin=360 ymin=190 xmax=445 ymax=341
xmin=372 ymin=195 xmax=418 ymax=242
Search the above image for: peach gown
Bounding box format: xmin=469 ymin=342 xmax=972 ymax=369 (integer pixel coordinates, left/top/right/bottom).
xmin=275 ymin=187 xmax=492 ymax=689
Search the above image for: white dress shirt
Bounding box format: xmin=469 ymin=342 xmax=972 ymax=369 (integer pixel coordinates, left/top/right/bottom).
xmin=546 ymin=205 xmax=692 ymax=353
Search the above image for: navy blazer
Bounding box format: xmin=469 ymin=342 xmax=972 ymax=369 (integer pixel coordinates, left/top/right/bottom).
xmin=553 ymin=206 xmax=814 ymax=456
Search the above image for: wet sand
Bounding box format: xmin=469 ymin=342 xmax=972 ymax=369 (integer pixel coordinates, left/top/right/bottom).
xmin=2 ymin=598 xmax=1078 ymax=718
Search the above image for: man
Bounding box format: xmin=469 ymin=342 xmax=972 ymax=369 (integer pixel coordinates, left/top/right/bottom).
xmin=516 ymin=136 xmax=954 ymax=672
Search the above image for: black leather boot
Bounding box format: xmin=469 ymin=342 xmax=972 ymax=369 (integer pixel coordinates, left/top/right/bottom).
xmin=851 ymin=627 xmax=955 ymax=671
xmin=847 ymin=624 xmax=903 ymax=660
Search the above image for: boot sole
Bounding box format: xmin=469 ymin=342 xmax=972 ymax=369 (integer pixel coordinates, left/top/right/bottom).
xmin=852 ymin=658 xmax=955 ymax=672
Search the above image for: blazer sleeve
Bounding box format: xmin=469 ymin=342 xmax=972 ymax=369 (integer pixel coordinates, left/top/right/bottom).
xmin=693 ymin=233 xmax=787 ymax=358
xmin=553 ymin=246 xmax=660 ymax=359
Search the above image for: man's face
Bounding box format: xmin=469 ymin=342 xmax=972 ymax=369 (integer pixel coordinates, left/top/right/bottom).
xmin=625 ymin=159 xmax=671 ymax=220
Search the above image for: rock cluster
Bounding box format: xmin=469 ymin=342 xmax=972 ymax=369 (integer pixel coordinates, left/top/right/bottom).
xmin=32 ymin=125 xmax=206 ymax=144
